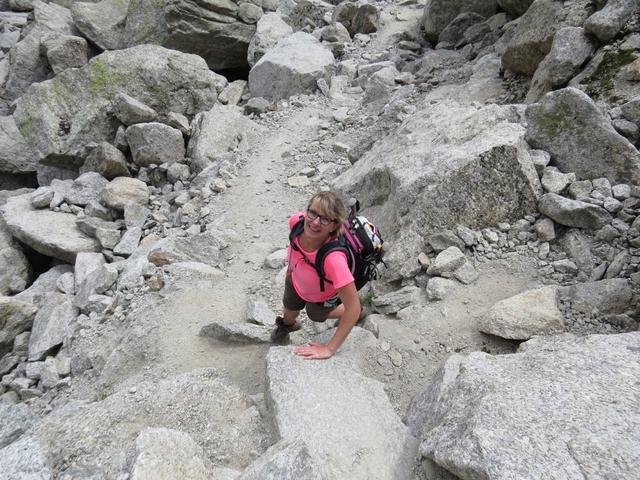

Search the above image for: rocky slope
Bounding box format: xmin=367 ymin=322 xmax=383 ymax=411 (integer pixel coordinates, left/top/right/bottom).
xmin=0 ymin=0 xmax=639 ymax=479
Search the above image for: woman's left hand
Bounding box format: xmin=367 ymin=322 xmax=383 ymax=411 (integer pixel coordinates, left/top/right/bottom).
xmin=294 ymin=342 xmax=335 ymax=360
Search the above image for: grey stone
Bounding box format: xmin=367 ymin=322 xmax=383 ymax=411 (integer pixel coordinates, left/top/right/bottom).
xmin=1 ymin=194 xmax=101 ymax=263
xmin=76 ymin=216 xmax=121 ymax=249
xmin=568 ymin=179 xmax=593 ymax=199
xmin=529 ymin=148 xmax=551 ymax=175
xmin=0 ymin=296 xmax=37 ymax=356
xmin=13 ymin=45 xmax=225 ymax=169
xmin=584 ymin=0 xmax=639 ymax=43
xmin=592 ymin=177 xmax=613 ymax=197
xmin=55 ymin=272 xmax=75 ymax=294
xmin=266 ymin=336 xmax=418 ymax=480
xmin=605 ymin=250 xmax=628 ymax=279
xmin=30 ymin=189 xmax=55 ymax=209
xmin=101 ymin=177 xmax=149 ymax=210
xmin=123 ymin=0 xmax=262 ymax=72
xmin=479 ymin=285 xmax=563 ymax=340
xmin=439 ymin=12 xmax=486 ymax=46
xmin=455 ymin=225 xmax=478 ymax=247
xmin=244 ymin=97 xmax=271 ymax=115
xmin=28 ymin=293 xmax=77 ymax=361
xmin=559 ymin=230 xmax=594 ymax=274
xmin=426 ymin=277 xmax=456 ymax=301
xmin=422 ymin=0 xmax=498 ymax=43
xmin=552 ymin=258 xmax=579 ymax=274
xmin=239 ymin=439 xmax=328 ymax=480
xmin=408 ymin=332 xmax=640 ymax=480
xmin=200 ymin=321 xmax=273 ymax=343
xmin=0 ymin=355 xmax=19 ymax=376
xmin=124 ymin=204 xmax=149 ymax=229
xmin=113 ymin=227 xmax=142 ymax=257
xmin=526 ymin=27 xmax=598 ymax=103
xmin=15 ymin=265 xmax=72 ymax=308
xmin=613 ymin=118 xmax=639 ymax=140
xmin=71 ymin=0 xmax=128 ymax=50
xmin=558 ymin=278 xmax=632 ymax=315
xmin=64 ymin=172 xmax=109 ymax=207
xmin=33 ymin=369 xmax=267 ymax=478
xmin=188 ymin=105 xmax=264 ymax=173
xmin=612 ymin=183 xmax=631 ymax=200
xmin=0 ymin=436 xmax=51 ymax=480
xmin=74 ymin=252 xmax=106 ymax=290
xmin=74 ymin=263 xmax=118 ymax=312
xmin=117 ymin=256 xmax=149 ymax=290
xmin=163 ymin=262 xmax=225 ymax=283
xmin=217 ymin=80 xmax=247 ymax=106
xmin=453 ymin=261 xmax=479 ymax=285
xmin=246 ymin=298 xmax=276 ymax=327
xmin=502 ymin=0 xmax=593 ymax=75
xmin=80 ymin=142 xmax=130 ymax=179
xmin=0 ymin=217 xmax=30 ymax=295
xmin=320 ymin=22 xmax=351 ymax=43
xmin=264 ymin=248 xmax=287 ymax=269
xmin=541 ymin=166 xmax=576 ymax=193
xmin=42 ymin=34 xmax=88 ymax=74
xmin=113 ymin=92 xmax=158 ymax=126
xmin=247 ymin=13 xmax=293 ymax=67
xmin=130 ymin=427 xmax=211 ymax=480
xmin=427 ymin=247 xmax=466 ymax=276
xmin=372 ymin=286 xmax=422 ymax=314
xmin=3 ymin=2 xmax=78 ymax=101
xmin=621 ymin=97 xmax=640 ymax=126
xmin=497 ymin=0 xmax=534 ymax=17
xmin=0 ymin=116 xmax=40 ymax=175
xmin=149 ymin=231 xmax=223 ymax=266
xmin=249 ymin=32 xmax=335 ymax=100
xmin=426 ymin=230 xmax=465 ymax=253
xmin=332 ymin=1 xmax=380 ymax=37
xmin=526 ymin=88 xmax=640 ymax=184
xmin=126 ymin=122 xmax=184 ymax=167
xmin=166 ymin=163 xmax=190 ymax=184
xmin=534 ymin=217 xmax=555 ymax=241
xmin=538 ymin=193 xmax=612 ymax=230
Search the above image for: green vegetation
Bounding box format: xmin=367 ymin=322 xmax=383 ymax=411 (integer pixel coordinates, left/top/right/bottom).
xmin=361 ymin=291 xmax=375 ymax=306
xmin=88 ymin=58 xmax=124 ymax=97
xmin=532 ymin=106 xmax=573 ymax=137
xmin=582 ymin=49 xmax=637 ymax=99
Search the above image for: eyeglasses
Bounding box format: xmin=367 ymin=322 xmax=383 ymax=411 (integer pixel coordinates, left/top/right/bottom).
xmin=306 ymin=209 xmax=335 ymax=226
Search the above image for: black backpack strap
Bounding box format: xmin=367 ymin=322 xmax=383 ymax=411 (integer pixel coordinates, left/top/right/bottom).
xmin=316 ymin=239 xmax=356 ymax=292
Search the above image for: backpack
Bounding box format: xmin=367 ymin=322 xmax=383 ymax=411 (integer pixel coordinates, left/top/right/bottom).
xmin=289 ymin=199 xmax=384 ymax=292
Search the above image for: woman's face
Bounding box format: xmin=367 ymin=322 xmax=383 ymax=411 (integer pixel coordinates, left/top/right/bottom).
xmin=304 ymin=201 xmax=336 ymax=241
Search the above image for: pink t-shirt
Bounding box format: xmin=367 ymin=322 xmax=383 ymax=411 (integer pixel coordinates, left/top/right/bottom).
xmin=287 ymin=212 xmax=354 ymax=302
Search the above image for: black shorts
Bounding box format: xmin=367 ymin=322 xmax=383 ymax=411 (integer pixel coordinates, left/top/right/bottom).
xmin=282 ymin=275 xmax=341 ymax=322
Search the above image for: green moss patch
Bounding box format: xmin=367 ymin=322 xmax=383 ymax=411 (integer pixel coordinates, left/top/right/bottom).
xmin=581 ymin=49 xmax=637 ymax=99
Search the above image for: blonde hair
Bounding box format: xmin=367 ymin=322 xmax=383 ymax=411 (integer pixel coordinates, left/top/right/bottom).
xmin=307 ymin=191 xmax=346 ymax=237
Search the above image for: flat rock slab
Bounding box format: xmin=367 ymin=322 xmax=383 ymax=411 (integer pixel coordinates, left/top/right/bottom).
xmin=1 ymin=194 xmax=100 ymax=263
xmin=266 ymin=331 xmax=418 ymax=480
xmin=408 ymin=332 xmax=640 ymax=480
xmin=200 ymin=321 xmax=273 ymax=343
xmin=0 ymin=436 xmax=51 ymax=480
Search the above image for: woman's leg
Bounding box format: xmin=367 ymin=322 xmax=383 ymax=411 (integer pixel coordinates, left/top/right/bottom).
xmin=282 ymin=307 xmax=301 ymax=326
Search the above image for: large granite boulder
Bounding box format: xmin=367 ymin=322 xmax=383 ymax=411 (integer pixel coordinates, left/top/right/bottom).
xmin=12 ymin=45 xmax=226 ymax=169
xmin=125 ymin=122 xmax=185 ymax=167
xmin=239 ymin=439 xmax=328 ymax=480
xmin=502 ymin=0 xmax=594 ymax=76
xmin=123 ymin=0 xmax=263 ymax=71
xmin=478 ymin=285 xmax=564 ymax=340
xmin=1 ymin=1 xmax=78 ymax=101
xmin=332 ymin=97 xmax=541 ymax=240
xmin=248 ymin=32 xmax=335 ymax=100
xmin=32 ymin=369 xmax=269 ymax=477
xmin=558 ymin=278 xmax=632 ymax=316
xmin=1 ymin=194 xmax=101 ymax=263
xmin=525 ymin=27 xmax=598 ymax=103
xmin=0 ymin=436 xmax=52 ymax=480
xmin=0 ymin=116 xmax=40 ymax=175
xmin=71 ymin=0 xmax=129 ymax=50
xmin=247 ymin=12 xmax=293 ymax=67
xmin=407 ymin=332 xmax=640 ymax=479
xmin=0 ymin=217 xmax=30 ymax=295
xmin=584 ymin=0 xmax=639 ymax=43
xmin=28 ymin=292 xmax=77 ymax=361
xmin=188 ymin=104 xmax=265 ymax=173
xmin=570 ymin=46 xmax=639 ymax=105
xmin=525 ymin=87 xmax=640 ymax=184
xmin=266 ymin=329 xmax=418 ymax=479
xmin=422 ymin=0 xmax=499 ymax=44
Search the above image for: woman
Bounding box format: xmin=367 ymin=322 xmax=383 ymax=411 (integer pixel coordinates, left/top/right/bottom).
xmin=272 ymin=191 xmax=363 ymax=360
